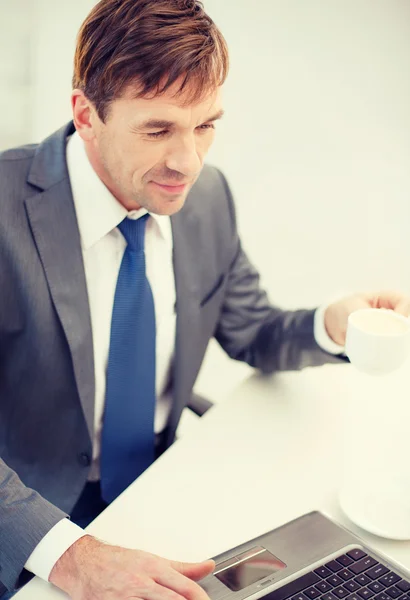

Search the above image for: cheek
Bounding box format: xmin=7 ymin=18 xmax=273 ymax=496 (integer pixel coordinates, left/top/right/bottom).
xmin=141 ymin=144 xmax=172 ymax=178
xmin=132 ymin=163 xmax=159 ymax=188
xmin=198 ymin=132 xmax=216 ymax=155
xmin=127 ymin=145 xmax=162 ymax=183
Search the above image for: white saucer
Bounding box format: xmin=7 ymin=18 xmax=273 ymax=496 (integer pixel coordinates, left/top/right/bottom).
xmin=339 ymin=478 xmax=410 ymax=540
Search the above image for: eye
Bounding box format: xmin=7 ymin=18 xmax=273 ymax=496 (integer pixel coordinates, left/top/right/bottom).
xmin=147 ymin=130 xmax=169 ymax=139
xmin=197 ymin=124 xmax=215 ymax=132
xmin=146 ymin=123 xmax=215 ymax=139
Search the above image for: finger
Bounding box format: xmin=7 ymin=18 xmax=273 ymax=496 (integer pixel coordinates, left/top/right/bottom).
xmin=371 ymin=290 xmax=407 ymax=310
xmin=156 ymin=567 xmax=213 ymax=600
xmin=393 ymin=298 xmax=410 ymax=317
xmin=344 ymin=296 xmax=372 ymax=312
xmin=135 ymin=582 xmax=187 ymax=600
xmin=170 ymin=560 xmax=215 ymax=582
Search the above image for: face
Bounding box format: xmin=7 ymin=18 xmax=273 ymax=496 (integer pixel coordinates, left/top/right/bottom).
xmin=72 ymin=79 xmax=224 ymax=215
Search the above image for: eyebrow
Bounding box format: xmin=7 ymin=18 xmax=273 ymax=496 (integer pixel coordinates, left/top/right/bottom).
xmin=136 ymin=109 xmax=225 ymax=131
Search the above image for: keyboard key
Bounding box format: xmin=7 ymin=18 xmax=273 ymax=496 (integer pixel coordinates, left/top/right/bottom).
xmin=320 ymin=594 xmax=339 ymax=600
xmin=369 ymin=582 xmax=385 ymax=594
xmin=262 ymin=571 xmax=321 ymax=600
xmin=351 ymin=558 xmax=378 ymax=575
xmin=339 ymin=571 xmax=355 ymax=582
xmin=316 ymin=568 xmax=333 ymax=579
xmin=348 ymin=551 xmax=367 ymax=562
xmin=338 ymin=556 xmax=355 ymax=568
xmin=386 ymin=588 xmax=402 ymax=599
xmin=346 ymin=595 xmax=361 ymax=600
xmin=316 ymin=582 xmax=333 ymax=593
xmin=358 ymin=590 xmax=375 ymax=599
xmin=379 ymin=574 xmax=401 ymax=588
xmin=333 ymin=587 xmax=350 ymax=598
xmin=355 ymin=576 xmax=372 ymax=587
xmin=304 ymin=588 xmax=322 ymax=599
xmin=368 ymin=566 xmax=390 ymax=580
xmin=344 ymin=581 xmax=361 ymax=593
xmin=327 ymin=562 xmax=344 ymax=573
xmin=397 ymin=583 xmax=410 ymax=593
xmin=327 ymin=576 xmax=344 ymax=587
xmin=375 ymin=594 xmax=390 ymax=600
xmin=290 ymin=595 xmax=305 ymax=600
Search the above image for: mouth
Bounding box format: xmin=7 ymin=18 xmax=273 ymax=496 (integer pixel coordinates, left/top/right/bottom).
xmin=151 ymin=181 xmax=188 ymax=194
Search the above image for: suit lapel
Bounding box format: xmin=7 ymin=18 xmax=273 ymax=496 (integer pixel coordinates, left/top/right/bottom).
xmin=25 ymin=124 xmax=95 ymax=441
xmin=169 ymin=207 xmax=201 ymax=433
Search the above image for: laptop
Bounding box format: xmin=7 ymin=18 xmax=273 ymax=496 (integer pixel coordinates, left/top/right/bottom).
xmin=201 ymin=512 xmax=410 ymax=600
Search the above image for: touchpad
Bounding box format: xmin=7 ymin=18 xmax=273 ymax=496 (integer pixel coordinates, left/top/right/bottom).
xmin=214 ymin=546 xmax=287 ymax=592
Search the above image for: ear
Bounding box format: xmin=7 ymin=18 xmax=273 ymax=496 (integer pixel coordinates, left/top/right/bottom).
xmin=72 ymin=89 xmax=97 ymax=142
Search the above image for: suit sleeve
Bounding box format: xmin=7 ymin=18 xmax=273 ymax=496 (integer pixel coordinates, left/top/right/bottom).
xmin=214 ymin=171 xmax=347 ymax=373
xmin=0 ymin=457 xmax=67 ymax=591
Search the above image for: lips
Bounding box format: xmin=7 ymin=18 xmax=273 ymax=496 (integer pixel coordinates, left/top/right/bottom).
xmin=154 ymin=182 xmax=188 ymax=187
xmin=152 ymin=182 xmax=187 ymax=193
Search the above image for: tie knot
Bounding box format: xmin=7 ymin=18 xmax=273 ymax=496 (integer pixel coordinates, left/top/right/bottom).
xmin=118 ymin=214 xmax=149 ymax=251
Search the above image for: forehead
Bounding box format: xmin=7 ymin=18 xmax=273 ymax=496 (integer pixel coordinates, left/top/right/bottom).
xmin=112 ymin=80 xmax=223 ymax=125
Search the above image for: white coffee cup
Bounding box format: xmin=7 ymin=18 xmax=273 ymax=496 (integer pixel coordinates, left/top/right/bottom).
xmin=345 ymin=308 xmax=410 ymax=375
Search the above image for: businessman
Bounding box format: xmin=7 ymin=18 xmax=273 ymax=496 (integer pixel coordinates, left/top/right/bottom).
xmin=1 ymin=0 xmax=409 ymax=598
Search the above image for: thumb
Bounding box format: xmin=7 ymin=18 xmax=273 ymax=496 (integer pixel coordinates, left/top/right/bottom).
xmin=171 ymin=559 xmax=215 ymax=581
xmin=394 ymin=298 xmax=410 ymax=318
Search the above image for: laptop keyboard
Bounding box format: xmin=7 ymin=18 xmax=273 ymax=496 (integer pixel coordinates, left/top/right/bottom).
xmin=265 ymin=549 xmax=410 ymax=600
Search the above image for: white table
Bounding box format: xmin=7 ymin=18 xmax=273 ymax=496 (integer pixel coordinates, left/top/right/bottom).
xmin=15 ymin=363 xmax=410 ymax=598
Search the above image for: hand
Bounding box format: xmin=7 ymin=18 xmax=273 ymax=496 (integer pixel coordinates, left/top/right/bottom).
xmin=324 ymin=291 xmax=410 ymax=346
xmin=49 ymin=535 xmax=215 ymax=600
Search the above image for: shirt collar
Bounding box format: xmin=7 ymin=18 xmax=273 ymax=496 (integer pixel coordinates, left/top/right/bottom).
xmin=66 ymin=131 xmax=171 ymax=250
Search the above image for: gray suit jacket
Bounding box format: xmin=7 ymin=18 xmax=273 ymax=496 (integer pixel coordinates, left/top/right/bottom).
xmin=0 ymin=122 xmax=343 ymax=591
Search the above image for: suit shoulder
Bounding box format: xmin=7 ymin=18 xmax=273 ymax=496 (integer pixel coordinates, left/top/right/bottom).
xmin=186 ymin=164 xmax=237 ymax=244
xmin=0 ymin=143 xmax=37 ymax=163
xmin=0 ymin=143 xmax=37 ymax=184
xmin=0 ymin=144 xmax=39 ymax=221
xmin=194 ymin=164 xmax=227 ymax=195
xmin=190 ymin=164 xmax=235 ymax=217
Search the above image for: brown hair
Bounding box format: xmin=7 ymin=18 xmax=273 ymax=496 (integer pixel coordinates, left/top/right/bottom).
xmin=73 ymin=0 xmax=229 ymax=122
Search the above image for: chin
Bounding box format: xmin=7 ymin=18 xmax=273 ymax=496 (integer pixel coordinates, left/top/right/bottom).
xmin=150 ymin=195 xmax=187 ymax=217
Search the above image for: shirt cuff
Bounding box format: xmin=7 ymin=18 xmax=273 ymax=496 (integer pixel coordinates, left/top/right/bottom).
xmin=25 ymin=518 xmax=86 ymax=582
xmin=314 ymin=305 xmax=345 ymax=355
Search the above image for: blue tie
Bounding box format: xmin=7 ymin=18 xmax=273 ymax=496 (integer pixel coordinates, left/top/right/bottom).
xmin=101 ymin=214 xmax=156 ymax=503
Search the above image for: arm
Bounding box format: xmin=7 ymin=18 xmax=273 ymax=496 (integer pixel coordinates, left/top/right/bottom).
xmin=214 ymin=172 xmax=347 ymax=374
xmin=0 ymin=460 xmax=215 ymax=600
xmin=25 ymin=519 xmax=86 ymax=581
xmin=0 ymin=457 xmax=67 ymax=591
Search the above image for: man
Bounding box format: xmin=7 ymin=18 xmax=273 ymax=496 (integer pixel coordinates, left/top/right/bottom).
xmin=0 ymin=0 xmax=408 ymax=598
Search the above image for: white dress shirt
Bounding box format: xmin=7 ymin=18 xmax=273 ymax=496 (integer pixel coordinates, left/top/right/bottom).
xmin=25 ymin=132 xmax=343 ymax=583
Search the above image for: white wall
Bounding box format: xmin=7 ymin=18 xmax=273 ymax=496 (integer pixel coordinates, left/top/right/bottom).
xmin=12 ymin=1 xmax=410 ymax=399
xmin=207 ymin=1 xmax=410 ymax=298
xmin=30 ymin=0 xmax=96 ymax=141
xmin=0 ymin=0 xmax=33 ymax=150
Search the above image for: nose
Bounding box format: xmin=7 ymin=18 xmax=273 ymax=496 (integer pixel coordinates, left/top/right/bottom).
xmin=165 ymin=135 xmax=202 ymax=178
